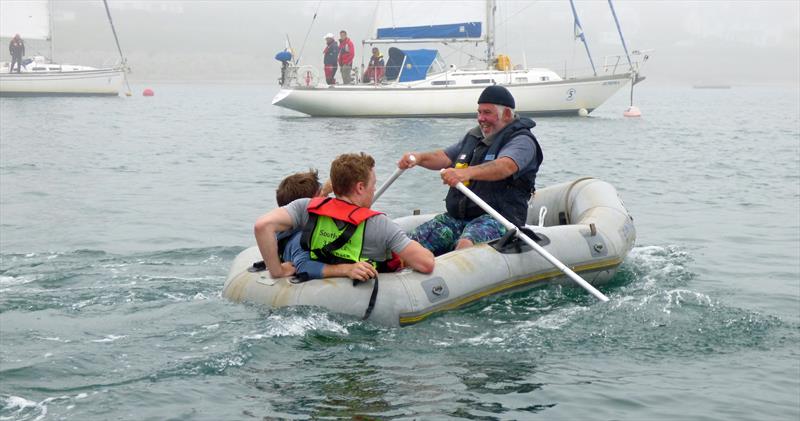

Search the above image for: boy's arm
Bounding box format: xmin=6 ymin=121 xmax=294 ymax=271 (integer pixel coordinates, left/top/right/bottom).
xmin=396 ymin=241 xmax=435 ymax=274
xmin=254 ymin=208 xmax=294 ymax=278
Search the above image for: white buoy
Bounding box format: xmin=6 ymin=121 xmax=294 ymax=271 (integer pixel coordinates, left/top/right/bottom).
xmin=578 ymin=108 xmax=589 ymax=117
xmin=623 ymin=106 xmax=641 ymax=117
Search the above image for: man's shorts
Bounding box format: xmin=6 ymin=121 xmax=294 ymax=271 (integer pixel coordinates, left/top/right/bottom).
xmin=410 ymin=213 xmax=507 ymax=256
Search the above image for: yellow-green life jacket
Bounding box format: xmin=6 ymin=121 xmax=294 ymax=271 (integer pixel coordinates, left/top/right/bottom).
xmin=300 ymin=197 xmax=382 ymax=264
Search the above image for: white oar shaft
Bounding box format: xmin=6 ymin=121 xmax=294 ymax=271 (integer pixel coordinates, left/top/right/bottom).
xmin=372 ymin=168 xmax=405 ymax=204
xmin=454 ymin=182 xmax=609 ymax=302
xmin=372 ymin=155 xmax=415 ymax=205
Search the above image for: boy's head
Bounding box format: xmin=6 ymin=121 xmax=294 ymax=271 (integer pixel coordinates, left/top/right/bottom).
xmin=276 ymin=169 xmax=321 ymax=206
xmin=330 ymin=152 xmax=375 ymax=198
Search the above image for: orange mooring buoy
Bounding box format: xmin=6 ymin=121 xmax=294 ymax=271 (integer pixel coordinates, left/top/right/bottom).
xmin=143 ymin=88 xmax=154 ymax=97
xmin=623 ymin=106 xmax=641 ymax=117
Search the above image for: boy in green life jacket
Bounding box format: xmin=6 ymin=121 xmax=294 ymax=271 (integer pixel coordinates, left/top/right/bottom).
xmin=254 ymin=152 xmax=434 ymax=281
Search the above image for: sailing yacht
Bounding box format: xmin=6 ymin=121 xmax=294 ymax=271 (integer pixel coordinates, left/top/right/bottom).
xmin=0 ymin=0 xmax=126 ymax=96
xmin=272 ymin=0 xmax=648 ymax=117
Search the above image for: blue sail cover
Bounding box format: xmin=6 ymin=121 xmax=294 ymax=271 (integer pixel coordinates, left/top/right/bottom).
xmin=397 ymin=49 xmax=438 ymax=82
xmin=377 ymin=22 xmax=481 ymax=40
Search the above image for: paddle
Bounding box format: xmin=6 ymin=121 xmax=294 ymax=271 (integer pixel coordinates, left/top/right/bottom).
xmin=453 ymin=181 xmax=610 ymax=302
xmin=372 ymin=155 xmax=415 ymax=205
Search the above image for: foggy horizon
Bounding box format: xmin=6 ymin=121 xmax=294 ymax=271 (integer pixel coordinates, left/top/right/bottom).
xmin=1 ymin=0 xmax=798 ymax=87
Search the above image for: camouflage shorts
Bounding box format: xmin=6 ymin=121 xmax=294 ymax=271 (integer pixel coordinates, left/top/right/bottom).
xmin=410 ymin=213 xmax=507 ymax=256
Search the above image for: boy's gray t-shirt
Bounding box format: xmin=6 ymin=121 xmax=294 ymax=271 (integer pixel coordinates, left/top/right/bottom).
xmin=283 ymin=198 xmax=412 ymax=261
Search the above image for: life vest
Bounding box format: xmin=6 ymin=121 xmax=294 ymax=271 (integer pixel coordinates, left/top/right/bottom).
xmin=444 ymin=117 xmax=543 ymax=227
xmin=300 ymin=197 xmax=382 ymax=265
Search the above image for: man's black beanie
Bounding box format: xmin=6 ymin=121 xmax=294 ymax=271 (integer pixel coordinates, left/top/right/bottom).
xmin=477 ymin=85 xmax=515 ymax=109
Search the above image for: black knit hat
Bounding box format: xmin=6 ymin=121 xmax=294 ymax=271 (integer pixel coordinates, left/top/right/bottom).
xmin=477 ymin=85 xmax=515 ymax=109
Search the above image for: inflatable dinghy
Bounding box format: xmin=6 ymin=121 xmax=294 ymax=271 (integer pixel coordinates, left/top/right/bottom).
xmin=223 ymin=178 xmax=636 ymax=326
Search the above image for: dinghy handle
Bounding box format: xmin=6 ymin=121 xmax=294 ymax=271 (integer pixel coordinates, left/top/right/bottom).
xmin=357 ymin=276 xmax=379 ymax=320
xmin=538 ymin=206 xmax=547 ymax=227
xmin=248 ymin=260 xmax=267 ymax=272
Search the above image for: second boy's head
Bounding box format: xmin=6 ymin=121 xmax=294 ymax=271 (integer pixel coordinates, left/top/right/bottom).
xmin=276 ymin=169 xmax=321 ymax=206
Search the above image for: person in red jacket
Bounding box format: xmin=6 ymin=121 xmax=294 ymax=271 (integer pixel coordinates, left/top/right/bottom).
xmin=337 ymin=30 xmax=355 ymax=84
xmin=363 ymin=47 xmax=385 ymax=84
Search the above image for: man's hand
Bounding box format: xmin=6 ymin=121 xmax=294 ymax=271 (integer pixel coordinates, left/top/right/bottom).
xmin=397 ymin=152 xmax=418 ymax=170
xmin=440 ymin=167 xmax=470 ymax=187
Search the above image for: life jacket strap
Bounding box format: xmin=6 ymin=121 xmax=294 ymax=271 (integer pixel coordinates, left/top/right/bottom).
xmin=300 ymin=212 xmax=364 ymax=264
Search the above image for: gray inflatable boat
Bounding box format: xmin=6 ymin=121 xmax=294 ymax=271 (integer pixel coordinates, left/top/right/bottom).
xmin=223 ymin=177 xmax=636 ymax=326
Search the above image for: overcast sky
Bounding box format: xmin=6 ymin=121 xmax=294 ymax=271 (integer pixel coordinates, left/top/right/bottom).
xmin=3 ymin=0 xmax=798 ymax=86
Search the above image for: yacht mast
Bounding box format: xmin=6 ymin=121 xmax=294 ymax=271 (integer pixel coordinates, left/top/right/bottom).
xmin=48 ymin=0 xmax=54 ymax=61
xmin=485 ymin=0 xmax=496 ymax=68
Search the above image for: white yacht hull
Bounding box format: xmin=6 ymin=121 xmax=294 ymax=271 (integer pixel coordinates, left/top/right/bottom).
xmin=0 ymin=67 xmax=125 ymax=96
xmin=272 ymin=73 xmax=631 ymax=117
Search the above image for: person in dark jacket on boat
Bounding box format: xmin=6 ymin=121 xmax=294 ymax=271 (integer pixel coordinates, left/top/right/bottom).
xmin=323 ymin=33 xmax=339 ymax=85
xmin=255 ymin=153 xmax=434 ymax=281
xmin=396 ymin=85 xmax=543 ymax=256
xmin=363 ymin=47 xmax=385 ymax=83
xmin=8 ymin=34 xmax=24 ymax=73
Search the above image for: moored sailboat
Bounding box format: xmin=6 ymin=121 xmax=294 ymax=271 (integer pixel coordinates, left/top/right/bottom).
xmin=0 ymin=0 xmax=129 ymax=96
xmin=272 ymin=0 xmax=649 ymax=117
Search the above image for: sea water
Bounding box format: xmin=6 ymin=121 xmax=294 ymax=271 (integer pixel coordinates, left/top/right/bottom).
xmin=1 ymin=84 xmax=798 ymax=420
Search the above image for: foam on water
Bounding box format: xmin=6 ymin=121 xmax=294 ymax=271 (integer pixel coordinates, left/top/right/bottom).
xmin=0 ymin=395 xmax=46 ymax=421
xmin=1 ymin=85 xmax=798 ymax=420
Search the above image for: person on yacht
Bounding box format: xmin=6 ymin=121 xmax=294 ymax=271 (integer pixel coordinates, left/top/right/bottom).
xmin=8 ymin=34 xmax=24 ymax=73
xmin=396 ymin=86 xmax=543 ymax=256
xmin=323 ymin=33 xmax=339 ymax=85
xmin=363 ymin=47 xmax=385 ymax=84
xmin=337 ymin=30 xmax=355 ymax=84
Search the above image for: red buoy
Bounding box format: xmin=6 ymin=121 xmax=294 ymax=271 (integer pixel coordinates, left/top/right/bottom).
xmin=142 ymin=88 xmax=154 ymax=97
xmin=623 ymin=105 xmax=641 ymax=117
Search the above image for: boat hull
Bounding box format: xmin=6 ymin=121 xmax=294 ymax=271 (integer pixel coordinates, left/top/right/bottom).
xmin=272 ymin=74 xmax=631 ymax=117
xmin=222 ymin=178 xmax=636 ymax=326
xmin=0 ymin=68 xmax=125 ymax=96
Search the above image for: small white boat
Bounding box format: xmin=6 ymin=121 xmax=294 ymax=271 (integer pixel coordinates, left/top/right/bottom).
xmin=0 ymin=1 xmax=128 ymax=96
xmin=272 ymin=0 xmax=648 ymax=117
xmin=0 ymin=56 xmax=124 ymax=96
xmin=223 ymin=178 xmax=636 ymax=326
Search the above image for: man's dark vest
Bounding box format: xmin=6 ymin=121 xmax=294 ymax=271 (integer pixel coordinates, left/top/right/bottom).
xmin=444 ymin=117 xmax=543 ymax=227
xmin=299 ymin=197 xmax=382 ymax=265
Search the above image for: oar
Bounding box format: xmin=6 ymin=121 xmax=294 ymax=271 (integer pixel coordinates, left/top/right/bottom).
xmin=453 ymin=181 xmax=610 ymax=302
xmin=372 ymin=155 xmax=415 ymax=205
